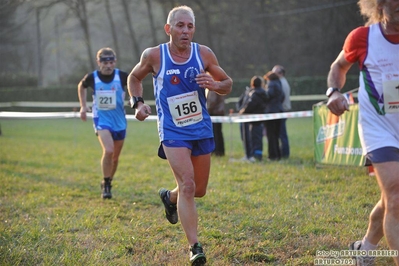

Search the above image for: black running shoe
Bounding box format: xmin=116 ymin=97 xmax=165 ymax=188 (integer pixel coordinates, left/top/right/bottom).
xmin=349 ymin=241 xmax=375 ymax=266
xmin=101 ymin=179 xmax=112 ymax=199
xmin=158 ymin=188 xmax=178 ymax=224
xmin=190 ymin=242 xmax=206 ymax=265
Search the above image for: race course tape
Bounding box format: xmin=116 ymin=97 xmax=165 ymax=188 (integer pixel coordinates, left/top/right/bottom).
xmin=0 ymin=95 xmax=328 ymax=108
xmin=0 ymin=111 xmax=313 ymax=122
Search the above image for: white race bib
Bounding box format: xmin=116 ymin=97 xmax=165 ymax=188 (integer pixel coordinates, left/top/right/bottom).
xmin=96 ymin=90 xmax=116 ymax=110
xmin=383 ymin=72 xmax=399 ymax=113
xmin=167 ymin=91 xmax=203 ymax=127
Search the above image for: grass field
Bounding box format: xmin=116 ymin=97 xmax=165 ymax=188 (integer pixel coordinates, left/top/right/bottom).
xmin=0 ymin=117 xmax=392 ymax=265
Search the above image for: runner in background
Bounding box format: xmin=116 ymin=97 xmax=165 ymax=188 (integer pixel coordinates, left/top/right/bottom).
xmin=78 ymin=47 xmax=129 ymax=199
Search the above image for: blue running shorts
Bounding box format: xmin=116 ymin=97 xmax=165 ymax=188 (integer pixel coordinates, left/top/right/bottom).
xmin=95 ymin=127 xmax=126 ymax=141
xmin=158 ymin=138 xmax=215 ymax=159
xmin=366 ymin=146 xmax=399 ymax=163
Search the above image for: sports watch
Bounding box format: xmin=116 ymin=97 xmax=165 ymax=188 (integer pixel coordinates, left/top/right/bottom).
xmin=326 ymin=87 xmax=340 ymax=97
xmin=130 ymin=96 xmax=144 ymax=109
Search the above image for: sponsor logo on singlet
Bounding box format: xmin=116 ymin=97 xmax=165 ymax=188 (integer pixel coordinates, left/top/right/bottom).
xmin=171 ymin=75 xmax=180 ymax=85
xmin=166 ymin=69 xmax=181 ymax=75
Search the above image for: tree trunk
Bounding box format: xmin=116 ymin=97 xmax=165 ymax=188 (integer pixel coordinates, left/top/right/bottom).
xmin=35 ymin=7 xmax=43 ymax=86
xmin=121 ymin=0 xmax=140 ymax=61
xmin=78 ymin=0 xmax=95 ymax=70
xmin=104 ymin=0 xmax=121 ymax=59
xmin=145 ymin=0 xmax=159 ymax=45
xmin=63 ymin=0 xmax=95 ymax=70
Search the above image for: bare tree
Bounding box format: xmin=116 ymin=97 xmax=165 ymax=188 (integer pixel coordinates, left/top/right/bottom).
xmin=145 ymin=0 xmax=159 ymax=45
xmin=35 ymin=7 xmax=43 ymax=86
xmin=3 ymin=0 xmax=365 ymax=88
xmin=62 ymin=0 xmax=95 ymax=70
xmin=0 ymin=1 xmax=24 ymax=74
xmin=32 ymin=1 xmax=64 ymax=86
xmin=121 ymin=0 xmax=140 ymax=61
xmin=104 ymin=0 xmax=121 ymax=58
xmin=192 ymin=0 xmax=214 ymax=48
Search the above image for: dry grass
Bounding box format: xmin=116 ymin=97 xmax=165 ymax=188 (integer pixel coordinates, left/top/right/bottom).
xmin=0 ymin=117 xmax=393 ymax=265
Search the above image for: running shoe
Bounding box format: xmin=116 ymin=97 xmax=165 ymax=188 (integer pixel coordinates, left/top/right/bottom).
xmin=158 ymin=188 xmax=178 ymax=224
xmin=190 ymin=242 xmax=206 ymax=265
xmin=349 ymin=240 xmax=375 ymax=266
xmin=101 ymin=179 xmax=112 ymax=199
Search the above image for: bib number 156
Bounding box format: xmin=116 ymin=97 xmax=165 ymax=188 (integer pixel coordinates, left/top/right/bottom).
xmin=167 ymin=91 xmax=203 ymax=127
xmin=175 ymin=101 xmax=198 ymax=116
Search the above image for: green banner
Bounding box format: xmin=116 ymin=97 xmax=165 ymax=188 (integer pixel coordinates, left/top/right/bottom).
xmin=313 ymin=103 xmax=366 ymax=166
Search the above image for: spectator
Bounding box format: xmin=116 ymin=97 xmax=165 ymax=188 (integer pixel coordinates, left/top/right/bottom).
xmin=206 ymin=89 xmax=225 ymax=156
xmin=272 ymin=65 xmax=291 ymax=159
xmin=238 ymin=76 xmax=268 ymax=161
xmin=236 ymin=86 xmax=253 ymax=162
xmin=263 ymin=71 xmax=284 ymax=161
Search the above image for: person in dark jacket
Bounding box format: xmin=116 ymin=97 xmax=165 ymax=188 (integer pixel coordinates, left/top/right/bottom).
xmin=206 ymin=89 xmax=225 ymax=156
xmin=239 ymin=76 xmax=268 ymax=161
xmin=236 ymin=86 xmax=253 ymax=161
xmin=272 ymin=65 xmax=291 ymax=159
xmin=263 ymin=71 xmax=284 ymax=161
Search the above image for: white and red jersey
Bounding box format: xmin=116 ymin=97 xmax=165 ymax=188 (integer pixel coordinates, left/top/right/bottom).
xmin=343 ymin=23 xmax=399 ymax=154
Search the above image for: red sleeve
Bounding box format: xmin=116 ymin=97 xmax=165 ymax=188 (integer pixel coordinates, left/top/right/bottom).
xmin=343 ymin=26 xmax=369 ymax=68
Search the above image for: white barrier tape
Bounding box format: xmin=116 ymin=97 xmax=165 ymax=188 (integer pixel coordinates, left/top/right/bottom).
xmin=0 ymin=102 xmax=82 ymax=108
xmin=211 ymin=111 xmax=313 ymax=123
xmin=0 ymin=101 xmax=157 ymax=108
xmin=0 ymin=111 xmax=81 ymax=119
xmin=0 ymin=111 xmax=159 ymax=121
xmin=0 ymin=95 xmax=332 ymax=109
xmin=0 ymin=110 xmax=313 ymax=122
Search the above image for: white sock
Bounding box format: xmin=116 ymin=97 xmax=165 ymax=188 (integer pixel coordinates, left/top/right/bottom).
xmin=361 ymin=237 xmax=378 ymax=251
